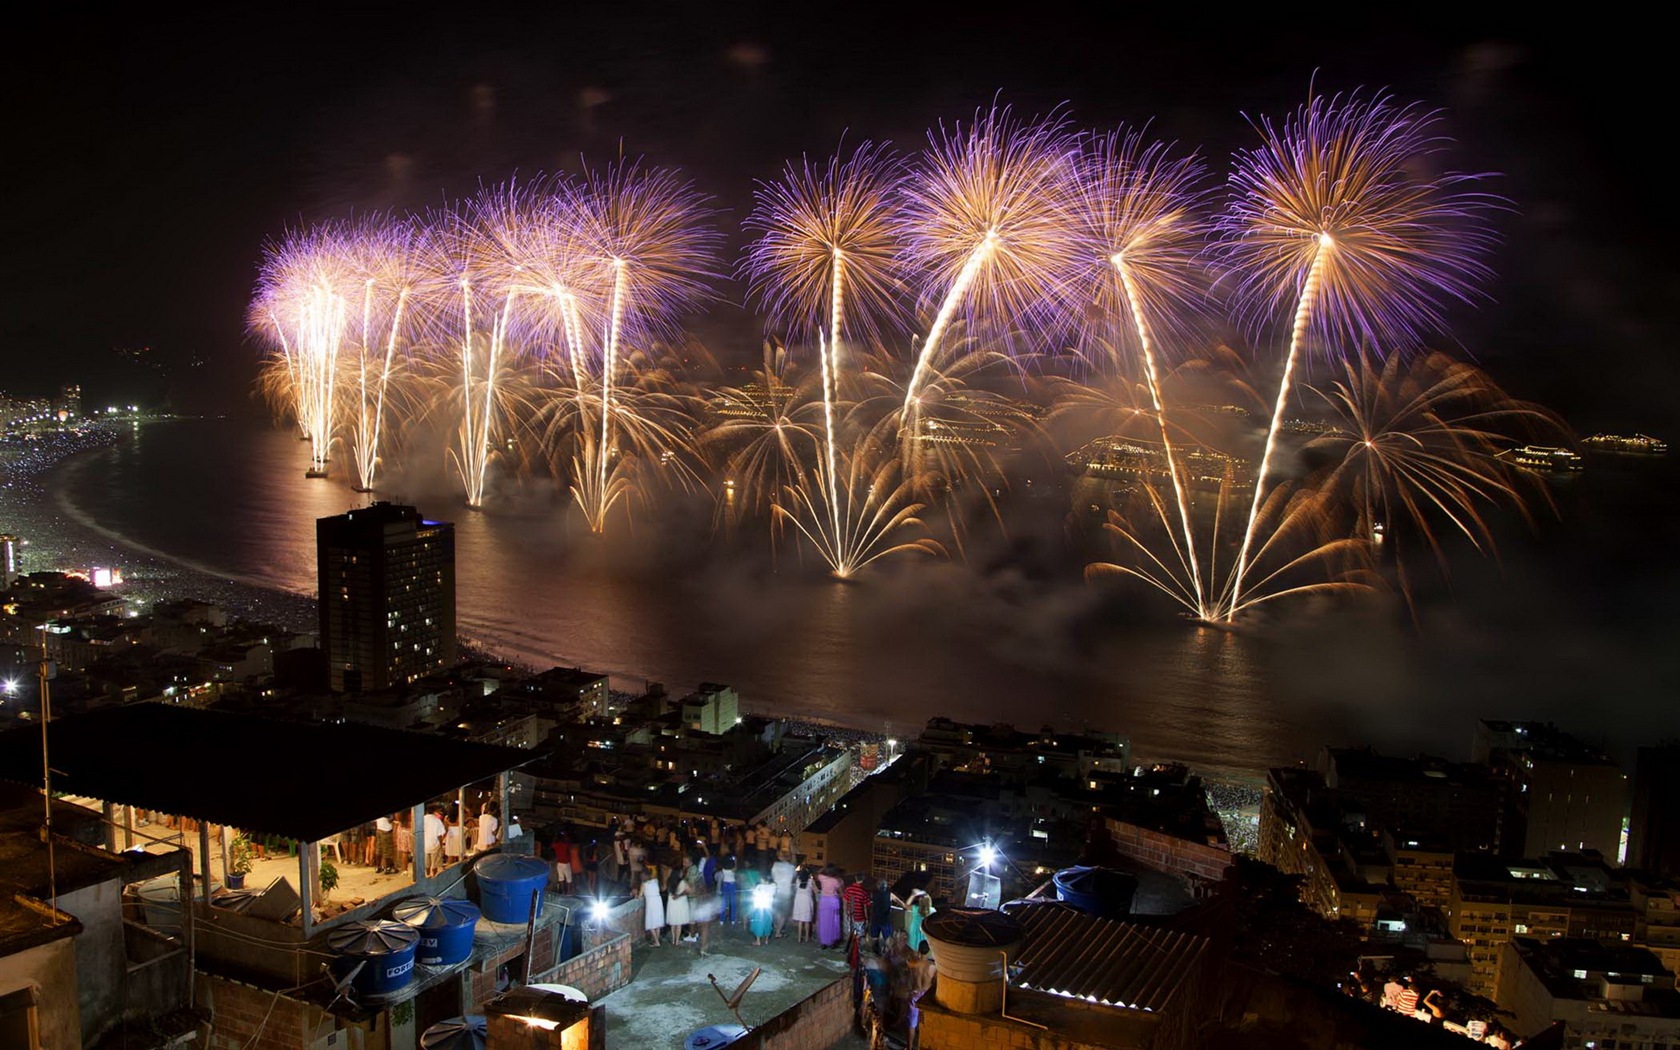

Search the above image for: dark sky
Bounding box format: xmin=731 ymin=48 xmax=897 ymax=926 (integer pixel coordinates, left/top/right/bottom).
xmin=4 ymin=7 xmax=1674 ymax=432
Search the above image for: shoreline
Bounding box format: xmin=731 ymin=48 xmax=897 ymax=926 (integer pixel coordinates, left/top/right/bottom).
xmin=8 ymin=424 xmax=946 ymax=737
xmin=2 ymin=419 xmax=319 ymax=634
xmin=11 ymin=419 xmax=1271 ymax=792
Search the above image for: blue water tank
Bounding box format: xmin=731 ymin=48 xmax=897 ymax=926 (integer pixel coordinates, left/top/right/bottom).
xmin=474 ymin=855 xmax=549 ymax=924
xmin=419 ymin=1016 xmax=487 ymax=1050
xmin=1051 ymin=866 xmax=1137 ymax=920
xmin=327 ymin=920 xmax=419 ymax=999
xmin=393 ymin=896 xmax=481 ymax=966
xmin=547 ymin=916 xmax=577 ymax=962
xmin=685 ymin=1024 xmax=748 ymax=1049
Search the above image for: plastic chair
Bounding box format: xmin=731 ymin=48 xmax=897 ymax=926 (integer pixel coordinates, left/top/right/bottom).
xmin=319 ymin=835 xmax=344 ymax=864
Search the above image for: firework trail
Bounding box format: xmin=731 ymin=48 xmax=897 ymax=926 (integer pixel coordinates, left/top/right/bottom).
xmin=1218 ymin=90 xmax=1500 ymax=621
xmin=432 ymin=184 xmax=536 ymax=507
xmin=898 ymin=106 xmax=1079 ymax=453
xmin=251 ymin=223 xmax=354 ymax=476
xmin=743 ymin=141 xmax=906 ymax=575
xmin=563 ymin=160 xmax=721 ymax=531
xmin=1305 ymin=349 xmax=1561 ymax=607
xmin=1089 ymin=464 xmax=1377 ymax=621
xmin=344 ymin=216 xmax=426 ymax=491
xmin=777 ymin=419 xmax=946 ymax=576
xmin=504 ymin=179 xmax=592 ymax=391
xmin=1065 ymin=128 xmax=1213 ymax=612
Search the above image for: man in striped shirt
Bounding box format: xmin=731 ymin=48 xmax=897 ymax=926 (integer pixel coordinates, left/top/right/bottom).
xmin=842 ymin=875 xmax=871 ymax=940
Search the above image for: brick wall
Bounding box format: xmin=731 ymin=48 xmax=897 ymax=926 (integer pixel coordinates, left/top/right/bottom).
xmin=1104 ymin=818 xmax=1232 ymax=888
xmin=921 ymin=1008 xmax=1063 ymax=1050
xmin=917 ymin=995 xmax=1146 ymax=1050
xmin=738 ymin=976 xmax=853 ymax=1050
xmin=466 ymin=922 xmax=557 ymax=1009
xmin=531 ymin=932 xmax=633 ymax=1001
xmin=593 ymin=895 xmax=646 ymax=943
xmin=197 ymin=972 xmax=342 ymax=1050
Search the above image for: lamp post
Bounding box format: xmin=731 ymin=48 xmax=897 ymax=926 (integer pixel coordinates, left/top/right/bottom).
xmin=39 ymin=623 xmax=60 ymax=916
xmin=965 ymin=841 xmax=1003 ymax=910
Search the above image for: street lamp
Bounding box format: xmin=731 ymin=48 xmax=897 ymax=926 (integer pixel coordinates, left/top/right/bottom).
xmin=965 ymin=840 xmax=1004 ymax=909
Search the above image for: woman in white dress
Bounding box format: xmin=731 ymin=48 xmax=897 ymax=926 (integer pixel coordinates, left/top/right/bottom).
xmin=790 ymin=866 xmax=816 ymax=942
xmin=666 ymin=867 xmax=693 ymax=940
xmin=642 ymin=864 xmax=666 ymax=946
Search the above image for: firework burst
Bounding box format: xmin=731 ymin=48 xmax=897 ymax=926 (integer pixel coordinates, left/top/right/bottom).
xmin=342 ymin=215 xmax=429 ymax=491
xmin=1219 ymin=89 xmax=1502 ymax=621
xmin=898 ymin=105 xmax=1080 ymax=422
xmin=776 ymin=433 xmax=947 ymax=578
xmin=1304 ymin=349 xmax=1560 ymax=604
xmin=251 ymin=223 xmax=356 ymax=476
xmin=562 ymin=160 xmax=721 ymax=530
xmin=701 ymin=344 xmax=821 ymax=526
xmin=743 ymin=140 xmax=907 ymax=354
xmin=1089 ymin=468 xmax=1378 ymax=623
xmin=244 ymin=92 xmax=1559 ymax=616
xmin=743 ymin=141 xmax=917 ymax=574
xmin=1062 ymin=128 xmax=1213 ymax=607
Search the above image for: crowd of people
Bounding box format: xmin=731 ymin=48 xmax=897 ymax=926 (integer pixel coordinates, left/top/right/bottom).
xmin=326 ymin=800 xmax=513 ymax=878
xmin=534 ymin=812 xmax=937 ymax=1046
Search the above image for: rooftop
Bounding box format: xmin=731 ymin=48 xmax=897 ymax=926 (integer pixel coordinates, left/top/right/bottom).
xmin=0 ymin=703 xmax=532 ymax=842
xmin=593 ymin=918 xmax=853 ymax=1049
xmin=1481 ymin=720 xmax=1621 ymax=766
xmin=1512 ymin=937 xmax=1680 ymax=1011
xmin=1010 ymin=905 xmax=1210 ymax=1013
xmin=1323 ymin=747 xmax=1500 ymax=789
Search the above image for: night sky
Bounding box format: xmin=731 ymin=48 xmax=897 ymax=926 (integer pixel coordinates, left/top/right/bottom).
xmin=3 ymin=9 xmax=1674 ymax=434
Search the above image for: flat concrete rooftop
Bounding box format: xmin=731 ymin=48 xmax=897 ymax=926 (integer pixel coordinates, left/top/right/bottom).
xmin=597 ymin=921 xmax=862 ymax=1049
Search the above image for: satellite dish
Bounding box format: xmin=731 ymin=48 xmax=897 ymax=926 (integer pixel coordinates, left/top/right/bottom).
xmin=324 ymin=958 xmax=365 ymax=1011
xmin=707 ymin=967 xmax=761 ymax=1029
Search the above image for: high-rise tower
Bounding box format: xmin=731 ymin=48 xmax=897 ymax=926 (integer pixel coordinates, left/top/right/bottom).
xmin=317 ymin=502 xmax=456 ymax=692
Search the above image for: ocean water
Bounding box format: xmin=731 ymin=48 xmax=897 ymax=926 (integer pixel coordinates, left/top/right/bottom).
xmin=18 ymin=416 xmax=1679 ymax=779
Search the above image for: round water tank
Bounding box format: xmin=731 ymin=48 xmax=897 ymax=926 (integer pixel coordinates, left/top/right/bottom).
xmin=393 ymin=896 xmax=481 ymax=967
xmin=685 ymin=1023 xmax=748 ymax=1049
xmin=327 ymin=919 xmax=419 ymax=999
xmin=473 ymin=855 xmax=549 ymax=925
xmin=419 ymin=1016 xmax=487 ymax=1050
xmin=1052 ymin=865 xmax=1137 ymax=920
xmin=922 ymin=908 xmax=1023 ymax=1016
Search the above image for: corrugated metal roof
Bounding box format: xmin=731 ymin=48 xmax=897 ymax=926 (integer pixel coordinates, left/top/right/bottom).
xmin=1009 ymin=905 xmax=1208 ymax=1013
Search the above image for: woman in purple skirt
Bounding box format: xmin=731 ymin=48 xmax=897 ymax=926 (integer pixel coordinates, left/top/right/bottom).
xmin=815 ymin=863 xmax=845 ymax=948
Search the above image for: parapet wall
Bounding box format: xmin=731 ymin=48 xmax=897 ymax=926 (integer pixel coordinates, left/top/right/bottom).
xmin=531 ymin=931 xmax=633 ymax=1001
xmin=740 ymin=975 xmax=853 ymax=1050
xmin=1104 ymin=817 xmax=1231 ymax=889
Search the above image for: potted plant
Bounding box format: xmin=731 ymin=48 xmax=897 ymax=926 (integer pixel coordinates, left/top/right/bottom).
xmin=319 ymin=858 xmax=340 ymax=902
xmin=227 ymin=834 xmax=254 ymax=890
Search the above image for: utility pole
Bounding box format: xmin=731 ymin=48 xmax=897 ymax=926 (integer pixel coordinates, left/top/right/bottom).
xmin=38 ymin=624 xmax=60 ymax=918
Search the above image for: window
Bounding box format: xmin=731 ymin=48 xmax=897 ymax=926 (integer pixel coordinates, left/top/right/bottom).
xmin=0 ymin=986 xmax=39 ymax=1049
